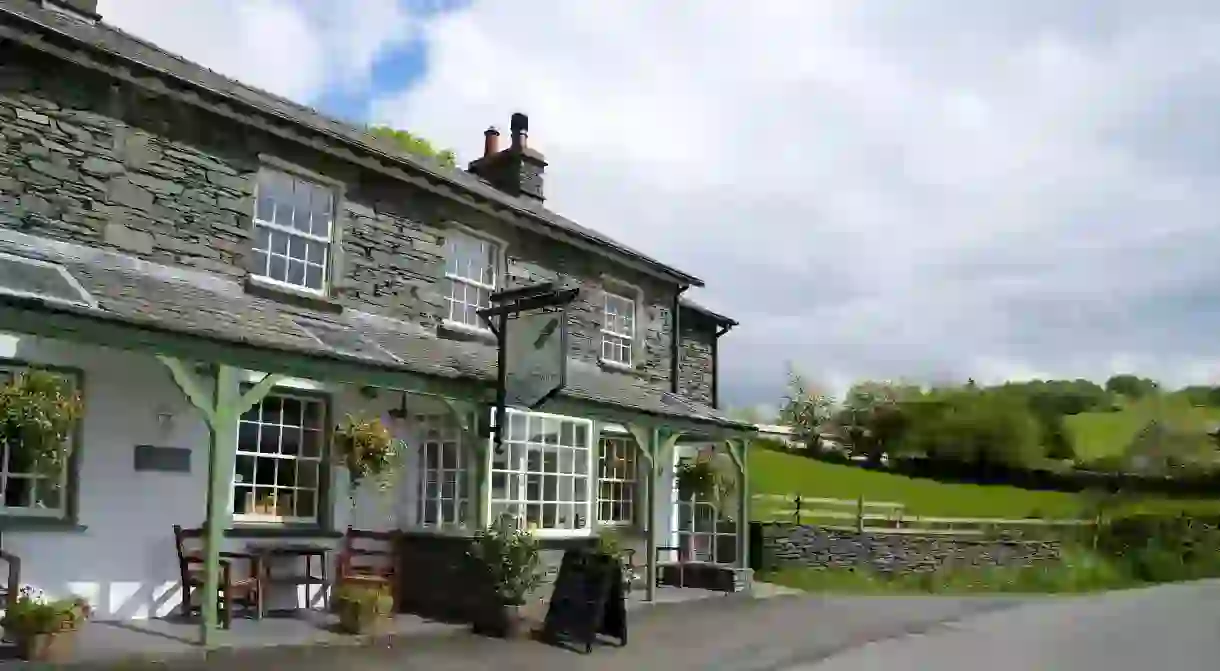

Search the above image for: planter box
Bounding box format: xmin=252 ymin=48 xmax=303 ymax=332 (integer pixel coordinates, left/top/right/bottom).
xmin=658 ymin=563 xmax=753 ymax=593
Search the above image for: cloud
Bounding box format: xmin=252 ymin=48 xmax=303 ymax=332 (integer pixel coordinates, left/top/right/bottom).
xmin=101 ymin=1 xmax=1220 ymax=410
xmin=367 ymin=0 xmax=1220 ymax=408
xmin=97 ymin=0 xmax=423 ymax=103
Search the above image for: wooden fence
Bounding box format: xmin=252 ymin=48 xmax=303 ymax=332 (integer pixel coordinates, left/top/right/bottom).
xmin=752 ymin=493 xmax=1097 ymax=539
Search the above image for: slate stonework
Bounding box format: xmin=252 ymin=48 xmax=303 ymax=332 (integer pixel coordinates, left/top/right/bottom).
xmin=0 ymin=51 xmax=705 ymax=398
xmin=758 ymin=523 xmax=1063 ymax=575
xmin=677 ymin=321 xmax=715 ymax=406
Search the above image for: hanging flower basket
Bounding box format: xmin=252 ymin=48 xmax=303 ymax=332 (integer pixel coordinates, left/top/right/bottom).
xmin=332 ymin=414 xmax=406 ymax=500
xmin=0 ymin=371 xmax=82 ymax=476
xmin=676 ymin=456 xmax=735 ymax=505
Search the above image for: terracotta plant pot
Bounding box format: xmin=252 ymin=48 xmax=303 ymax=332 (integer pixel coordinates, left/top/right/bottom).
xmin=15 ymin=629 xmax=76 ymax=663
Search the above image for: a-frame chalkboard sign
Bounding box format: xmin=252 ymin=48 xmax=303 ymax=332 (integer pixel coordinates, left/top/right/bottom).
xmin=540 ymin=549 xmax=628 ymax=653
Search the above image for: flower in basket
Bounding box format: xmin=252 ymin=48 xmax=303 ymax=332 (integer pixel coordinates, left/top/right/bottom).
xmin=0 ymin=371 xmax=83 ymax=476
xmin=332 ymin=414 xmax=406 ymax=499
xmin=1 ymin=587 xmax=91 ymax=636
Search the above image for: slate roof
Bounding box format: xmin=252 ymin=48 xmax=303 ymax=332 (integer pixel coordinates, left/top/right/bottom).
xmin=0 ymin=229 xmax=743 ymax=430
xmin=0 ymin=0 xmax=704 ymax=288
xmin=679 ymin=298 xmax=738 ymax=327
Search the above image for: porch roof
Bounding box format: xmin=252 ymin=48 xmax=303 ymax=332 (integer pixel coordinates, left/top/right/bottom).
xmin=0 ymin=229 xmax=752 ymax=434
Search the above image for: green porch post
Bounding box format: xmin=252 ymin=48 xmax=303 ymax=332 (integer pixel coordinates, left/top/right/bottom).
xmin=160 ymin=357 xmax=281 ymax=647
xmin=724 ymin=438 xmax=750 ymax=575
xmin=630 ymin=425 xmax=683 ymax=602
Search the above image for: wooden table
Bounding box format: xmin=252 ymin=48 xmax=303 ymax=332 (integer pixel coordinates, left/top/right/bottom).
xmin=246 ymin=543 xmax=332 ymax=616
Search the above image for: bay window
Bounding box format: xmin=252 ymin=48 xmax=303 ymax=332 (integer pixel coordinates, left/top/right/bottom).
xmin=489 ymin=409 xmax=593 ymax=534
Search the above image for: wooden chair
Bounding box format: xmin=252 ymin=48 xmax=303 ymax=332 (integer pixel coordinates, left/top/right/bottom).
xmin=335 ymin=527 xmax=398 ymax=603
xmin=172 ymin=525 xmax=262 ymax=628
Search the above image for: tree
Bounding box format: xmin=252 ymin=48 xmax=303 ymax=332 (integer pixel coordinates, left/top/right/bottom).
xmin=1105 ymin=374 xmax=1160 ymax=400
xmin=830 ymin=381 xmax=921 ymax=465
xmin=367 ymin=125 xmax=457 ymax=169
xmin=777 ymin=364 xmax=834 ymax=451
xmin=901 ymin=387 xmax=1043 ymax=468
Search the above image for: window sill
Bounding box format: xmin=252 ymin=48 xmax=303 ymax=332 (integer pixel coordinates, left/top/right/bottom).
xmin=438 ymin=320 xmax=497 ymax=344
xmin=598 ymin=358 xmax=635 ymax=373
xmin=0 ymin=517 xmax=88 ymax=532
xmin=244 ymin=276 xmax=343 ymax=315
xmin=225 ymin=525 xmax=343 ymax=539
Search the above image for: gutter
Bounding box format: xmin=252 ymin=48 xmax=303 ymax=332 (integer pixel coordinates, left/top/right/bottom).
xmin=671 ymin=285 xmax=689 ymax=394
xmin=711 ymin=321 xmax=735 ymax=409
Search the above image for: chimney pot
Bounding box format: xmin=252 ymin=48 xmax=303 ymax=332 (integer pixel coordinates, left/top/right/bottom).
xmin=510 ymin=112 xmax=529 ymax=150
xmin=482 ymin=126 xmax=501 ymax=158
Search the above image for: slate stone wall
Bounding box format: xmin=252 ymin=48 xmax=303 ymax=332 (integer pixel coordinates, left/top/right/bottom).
xmin=757 ymin=523 xmax=1063 ymax=575
xmin=677 ymin=320 xmax=715 ymax=406
xmin=0 ymin=48 xmax=708 ymax=396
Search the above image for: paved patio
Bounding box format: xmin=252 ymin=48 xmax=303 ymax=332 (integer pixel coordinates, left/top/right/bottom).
xmin=0 ymin=585 xmax=790 ymax=667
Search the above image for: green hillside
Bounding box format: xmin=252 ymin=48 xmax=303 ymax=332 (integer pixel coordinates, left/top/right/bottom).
xmin=1065 ymin=395 xmax=1220 ymax=460
xmin=748 ymin=448 xmax=1220 ymax=520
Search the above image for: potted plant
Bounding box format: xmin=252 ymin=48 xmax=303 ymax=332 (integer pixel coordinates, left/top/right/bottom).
xmin=467 ymin=516 xmax=545 ymax=639
xmin=332 ymin=413 xmax=406 ymax=501
xmin=333 ymin=581 xmax=394 ymax=635
xmin=1 ymin=587 xmax=91 ymax=662
xmin=0 ymin=371 xmax=83 ymax=475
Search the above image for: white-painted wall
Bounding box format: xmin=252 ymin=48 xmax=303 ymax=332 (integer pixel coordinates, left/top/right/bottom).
xmin=0 ymin=333 xmax=688 ymax=621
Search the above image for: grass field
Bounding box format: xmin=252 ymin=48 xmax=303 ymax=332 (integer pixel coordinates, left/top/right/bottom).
xmin=1065 ymin=394 xmax=1220 ymax=460
xmin=748 ymin=448 xmax=1220 ymax=520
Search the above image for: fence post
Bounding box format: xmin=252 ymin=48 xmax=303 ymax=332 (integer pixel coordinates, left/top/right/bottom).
xmin=856 ymin=495 xmax=865 ymax=534
xmin=794 ymin=494 xmax=802 ymax=524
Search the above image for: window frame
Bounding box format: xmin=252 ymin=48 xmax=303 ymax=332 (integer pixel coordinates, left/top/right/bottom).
xmin=414 ymin=413 xmax=470 ymax=531
xmin=0 ymin=360 xmax=82 ymax=523
xmin=248 ymin=157 xmax=345 ymax=298
xmin=672 ymin=455 xmax=738 ymax=566
xmin=486 ymin=408 xmax=595 ymax=539
xmin=597 ymin=436 xmax=637 ymax=527
xmin=230 ymin=387 xmax=332 ymax=529
xmin=441 ymin=225 xmax=505 ymax=335
xmin=601 ymin=291 xmax=637 ymax=368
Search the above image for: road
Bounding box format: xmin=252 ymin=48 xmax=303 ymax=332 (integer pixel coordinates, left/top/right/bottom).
xmin=804 ymin=580 xmax=1220 ymax=671
xmin=53 ymin=582 xmax=1219 ymax=670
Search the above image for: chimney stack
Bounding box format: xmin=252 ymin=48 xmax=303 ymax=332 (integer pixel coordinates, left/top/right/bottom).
xmin=482 ymin=127 xmax=501 ymax=159
xmin=467 ymin=112 xmax=547 ymax=204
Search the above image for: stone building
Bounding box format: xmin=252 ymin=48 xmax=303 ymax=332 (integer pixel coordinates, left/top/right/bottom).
xmin=0 ymin=0 xmax=751 ymax=642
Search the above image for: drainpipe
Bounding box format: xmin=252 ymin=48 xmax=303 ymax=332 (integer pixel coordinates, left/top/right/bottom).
xmin=711 ymin=322 xmax=735 ymax=409
xmin=671 ymin=286 xmax=689 ymax=394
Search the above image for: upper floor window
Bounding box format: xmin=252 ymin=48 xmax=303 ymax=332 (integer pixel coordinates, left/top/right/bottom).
xmin=252 ymin=168 xmax=335 ymax=294
xmin=444 ymin=231 xmax=498 ymax=330
xmin=602 ymin=291 xmax=636 ymax=367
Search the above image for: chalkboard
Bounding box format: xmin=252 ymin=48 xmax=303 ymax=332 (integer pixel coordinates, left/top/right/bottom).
xmin=540 ymin=549 xmax=627 ymax=653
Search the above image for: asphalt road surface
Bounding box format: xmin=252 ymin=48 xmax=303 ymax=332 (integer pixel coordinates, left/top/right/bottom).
xmin=804 ymin=580 xmax=1220 ymax=671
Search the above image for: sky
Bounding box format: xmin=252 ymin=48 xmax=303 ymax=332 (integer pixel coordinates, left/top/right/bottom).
xmin=97 ymin=0 xmax=1220 ymax=414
